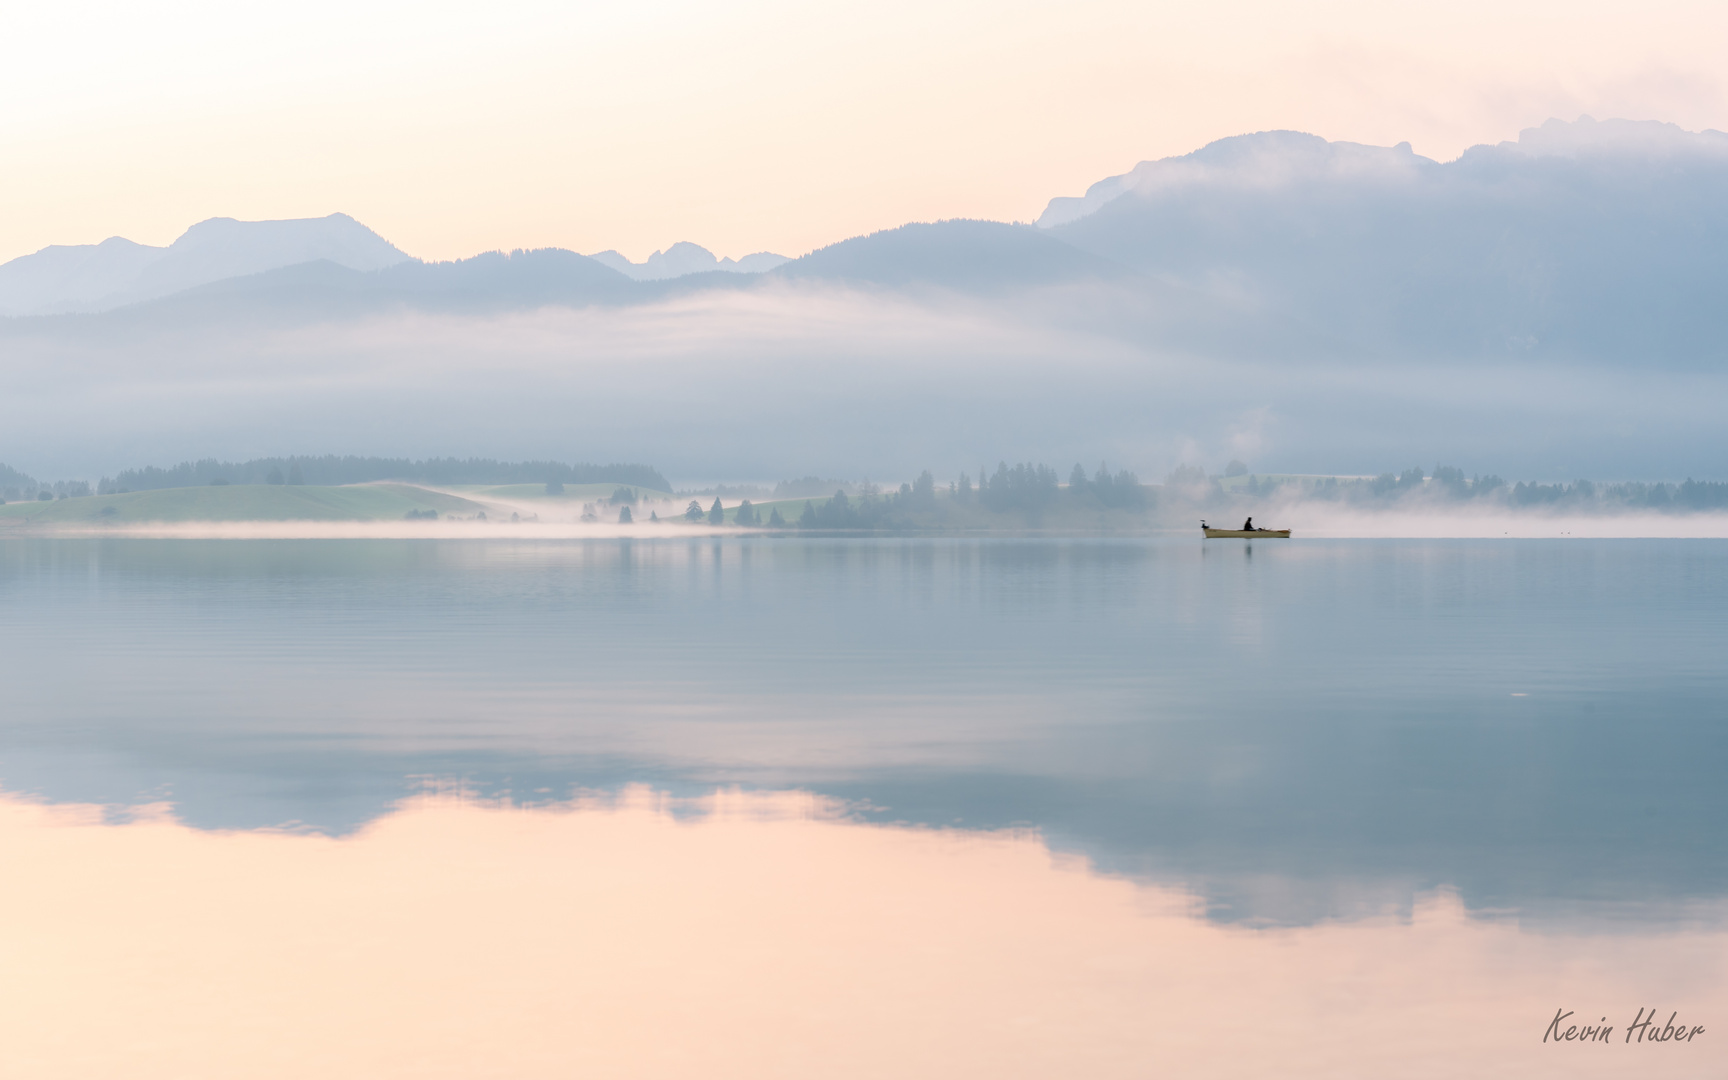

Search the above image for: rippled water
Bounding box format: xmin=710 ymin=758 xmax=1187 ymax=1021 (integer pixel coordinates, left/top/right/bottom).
xmin=0 ymin=537 xmax=1723 ymax=1076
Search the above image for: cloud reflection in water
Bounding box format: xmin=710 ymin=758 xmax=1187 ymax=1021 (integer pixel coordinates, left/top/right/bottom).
xmin=0 ymin=784 xmax=1721 ymax=1079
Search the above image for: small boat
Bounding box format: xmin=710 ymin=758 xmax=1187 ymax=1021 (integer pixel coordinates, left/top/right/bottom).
xmin=1201 ymin=520 xmax=1290 ymax=538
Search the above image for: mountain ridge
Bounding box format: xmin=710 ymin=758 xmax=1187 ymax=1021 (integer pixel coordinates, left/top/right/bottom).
xmin=0 ymin=212 xmax=411 ymax=317
xmin=7 ymin=116 xmax=1728 ymax=370
xmin=587 ymin=241 xmax=790 ymax=280
xmin=1036 ymin=116 xmax=1728 ymax=365
xmin=1036 ymin=116 xmax=1728 ymax=227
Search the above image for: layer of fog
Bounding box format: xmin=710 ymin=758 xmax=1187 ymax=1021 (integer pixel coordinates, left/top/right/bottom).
xmin=1239 ymin=505 xmax=1728 ymax=540
xmin=3 ymin=278 xmax=1726 ymax=486
xmin=28 ymin=511 xmax=1728 ymax=540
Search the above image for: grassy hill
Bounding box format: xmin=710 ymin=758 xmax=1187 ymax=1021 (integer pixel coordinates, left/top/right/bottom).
xmin=453 ymin=482 xmax=675 ymax=502
xmin=0 ymin=483 xmax=488 ymax=524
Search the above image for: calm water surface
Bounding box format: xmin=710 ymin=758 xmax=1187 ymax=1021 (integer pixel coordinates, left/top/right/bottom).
xmin=0 ymin=537 xmax=1723 ymax=1077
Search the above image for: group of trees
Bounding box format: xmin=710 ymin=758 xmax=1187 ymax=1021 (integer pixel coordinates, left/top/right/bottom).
xmin=683 ymin=497 xmax=787 ymax=527
xmin=980 ymin=462 xmax=1059 ymax=512
xmin=678 ymin=475 xmax=936 ymax=530
xmin=773 ymin=476 xmax=854 ymax=499
xmin=0 ymin=463 xmax=93 ymax=503
xmin=265 ymin=465 xmax=304 ymax=485
xmin=1504 ymin=478 xmax=1728 ymax=510
xmin=732 ymin=500 xmax=785 ymax=526
xmin=672 ymin=464 xmax=1152 ymax=530
xmin=1348 ymin=467 xmax=1728 ymax=509
xmin=1066 ymin=463 xmax=1149 ymax=509
xmin=1223 ymin=467 xmax=1511 ymax=503
xmin=0 ymin=475 xmax=91 ymax=503
xmin=581 ymin=502 xmax=651 ymax=523
xmin=795 ymin=490 xmax=881 ymax=528
xmin=778 ymin=485 xmax=920 ymax=528
xmin=0 ymin=462 xmax=38 ymax=501
xmin=1222 ymin=466 xmax=1728 ymax=512
xmin=96 ymin=456 xmax=669 ymax=494
xmin=951 ymin=462 xmax=1059 ymax=512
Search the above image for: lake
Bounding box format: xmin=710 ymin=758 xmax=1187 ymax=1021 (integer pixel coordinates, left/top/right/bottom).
xmin=0 ymin=536 xmax=1723 ymax=1077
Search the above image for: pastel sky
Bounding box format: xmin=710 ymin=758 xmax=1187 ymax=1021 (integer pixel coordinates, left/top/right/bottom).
xmin=4 ymin=0 xmax=1726 ymax=263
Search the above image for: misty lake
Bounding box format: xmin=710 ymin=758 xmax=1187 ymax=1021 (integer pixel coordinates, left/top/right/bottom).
xmin=1 ymin=536 xmax=1723 ymax=1077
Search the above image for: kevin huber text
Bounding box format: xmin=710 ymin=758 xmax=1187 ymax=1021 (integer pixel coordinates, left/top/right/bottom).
xmin=1544 ymin=1008 xmax=1705 ymax=1045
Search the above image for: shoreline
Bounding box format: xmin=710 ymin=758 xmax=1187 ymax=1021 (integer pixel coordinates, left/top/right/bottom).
xmin=5 ymin=514 xmax=1728 ymax=541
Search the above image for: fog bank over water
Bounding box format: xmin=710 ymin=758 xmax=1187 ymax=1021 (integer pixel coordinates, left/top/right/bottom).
xmin=20 ymin=511 xmax=1728 ymax=541
xmin=4 ymin=283 xmax=1725 ymax=484
xmin=1257 ymin=507 xmax=1728 ymax=540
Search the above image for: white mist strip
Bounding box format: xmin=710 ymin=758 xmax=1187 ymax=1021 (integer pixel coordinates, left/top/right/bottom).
xmin=1286 ymin=508 xmax=1728 ymax=539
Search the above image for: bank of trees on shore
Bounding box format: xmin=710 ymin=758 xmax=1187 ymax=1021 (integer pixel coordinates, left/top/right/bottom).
xmin=1229 ymin=466 xmax=1728 ymax=511
xmin=1501 ymin=478 xmax=1728 ymax=510
xmin=0 ymin=461 xmax=91 ymax=502
xmin=12 ymin=451 xmax=1728 ymax=521
xmin=94 ymin=456 xmax=670 ymax=494
xmin=771 ymin=464 xmax=1150 ymax=529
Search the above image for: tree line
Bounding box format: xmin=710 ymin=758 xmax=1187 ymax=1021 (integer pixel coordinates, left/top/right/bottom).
xmin=673 ymin=463 xmax=1153 ymax=529
xmin=0 ymin=462 xmax=92 ymax=503
xmin=1224 ymin=465 xmax=1728 ymax=511
xmin=94 ymin=456 xmax=670 ymax=494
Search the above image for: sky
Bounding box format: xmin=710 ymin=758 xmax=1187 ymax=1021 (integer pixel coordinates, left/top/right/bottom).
xmin=4 ymin=0 xmax=1727 ymax=264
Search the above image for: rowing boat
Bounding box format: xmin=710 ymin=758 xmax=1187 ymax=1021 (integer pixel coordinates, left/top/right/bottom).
xmin=1201 ymin=522 xmax=1290 ymax=538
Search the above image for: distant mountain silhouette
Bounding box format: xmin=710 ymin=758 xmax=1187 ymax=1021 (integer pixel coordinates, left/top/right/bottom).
xmin=0 ymin=236 xmax=166 ymax=316
xmin=772 ymin=220 xmax=1129 ymax=289
xmin=5 ymin=221 xmax=1128 ymax=325
xmin=1038 ymin=117 xmax=1728 ymax=364
xmin=588 ymin=242 xmax=789 ymax=280
xmin=10 ymin=116 xmax=1728 ymax=367
xmin=374 ymin=248 xmax=633 ymax=304
xmin=70 ymin=248 xmax=639 ymax=326
xmin=0 ymin=213 xmax=411 ymax=316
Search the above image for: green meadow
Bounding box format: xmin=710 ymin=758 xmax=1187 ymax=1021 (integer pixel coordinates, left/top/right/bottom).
xmin=452 ymin=483 xmax=676 ymax=503
xmin=0 ymin=483 xmax=488 ymax=524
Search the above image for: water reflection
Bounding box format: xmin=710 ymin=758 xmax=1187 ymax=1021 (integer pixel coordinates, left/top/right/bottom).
xmin=1 ymin=536 xmax=1726 ymax=930
xmin=0 ymin=785 xmax=1718 ymax=1079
